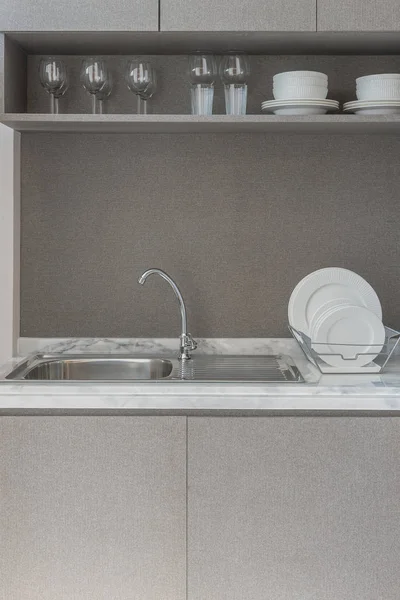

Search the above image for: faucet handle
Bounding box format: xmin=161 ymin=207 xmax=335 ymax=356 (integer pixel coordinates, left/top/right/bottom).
xmin=187 ymin=334 xmax=197 ymax=351
xmin=180 ymin=333 xmax=197 ymax=360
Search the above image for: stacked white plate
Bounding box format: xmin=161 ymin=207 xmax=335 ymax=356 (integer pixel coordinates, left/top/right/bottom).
xmin=344 ymin=73 xmax=400 ymax=115
xmin=288 ymin=268 xmax=385 ymax=369
xmin=262 ymin=70 xmax=339 ymax=115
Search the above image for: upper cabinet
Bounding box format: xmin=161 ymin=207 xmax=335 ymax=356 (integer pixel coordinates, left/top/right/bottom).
xmin=0 ymin=0 xmax=159 ymax=31
xmin=318 ymin=0 xmax=400 ymax=31
xmin=160 ymin=0 xmax=316 ymax=31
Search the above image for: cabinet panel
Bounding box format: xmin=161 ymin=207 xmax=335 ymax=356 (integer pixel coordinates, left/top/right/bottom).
xmin=161 ymin=0 xmax=316 ymax=32
xmin=0 ymin=417 xmax=186 ymax=600
xmin=188 ymin=417 xmax=400 ymax=600
xmin=318 ymin=0 xmax=400 ymax=31
xmin=0 ymin=0 xmax=158 ymax=31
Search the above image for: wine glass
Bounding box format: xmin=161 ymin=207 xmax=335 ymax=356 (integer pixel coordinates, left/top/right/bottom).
xmin=126 ymin=60 xmax=157 ymax=115
xmin=39 ymin=57 xmax=68 ymax=114
xmin=220 ymin=54 xmax=250 ymax=115
xmin=188 ymin=53 xmax=217 ymax=115
xmin=96 ymin=75 xmax=113 ymax=115
xmin=81 ymin=58 xmax=111 ymax=115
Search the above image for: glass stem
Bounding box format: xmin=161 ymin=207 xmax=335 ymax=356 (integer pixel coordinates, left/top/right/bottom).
xmin=98 ymin=99 xmax=103 ymax=115
xmin=50 ymin=94 xmax=55 ymax=115
xmin=54 ymin=97 xmax=59 ymax=115
xmin=92 ymin=94 xmax=97 ymax=115
xmin=143 ymin=99 xmax=148 ymax=115
xmin=137 ymin=95 xmax=142 ymax=115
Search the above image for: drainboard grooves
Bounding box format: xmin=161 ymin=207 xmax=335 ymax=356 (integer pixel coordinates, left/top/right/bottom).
xmin=178 ymin=355 xmax=302 ymax=382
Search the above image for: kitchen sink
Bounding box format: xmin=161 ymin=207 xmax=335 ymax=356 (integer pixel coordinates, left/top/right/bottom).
xmin=6 ymin=356 xmax=173 ymax=381
xmin=5 ymin=354 xmax=304 ymax=383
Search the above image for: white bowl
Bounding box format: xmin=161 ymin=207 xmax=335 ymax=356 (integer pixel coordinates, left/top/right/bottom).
xmin=356 ymin=73 xmax=400 ymax=83
xmin=274 ymin=77 xmax=328 ymax=88
xmin=356 ymin=79 xmax=400 ymax=100
xmin=273 ymin=84 xmax=328 ymax=100
xmin=274 ymin=70 xmax=328 ymax=83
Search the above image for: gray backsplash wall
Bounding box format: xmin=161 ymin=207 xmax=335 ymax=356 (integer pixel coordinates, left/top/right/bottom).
xmin=20 ymin=132 xmax=400 ymax=337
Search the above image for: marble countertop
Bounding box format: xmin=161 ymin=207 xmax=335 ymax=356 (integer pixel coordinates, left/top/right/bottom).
xmin=1 ymin=337 xmax=400 ymax=414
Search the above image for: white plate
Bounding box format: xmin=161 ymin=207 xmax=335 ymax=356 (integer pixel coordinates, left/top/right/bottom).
xmin=343 ymin=100 xmax=400 ymax=115
xmin=311 ymin=304 xmax=385 ymax=368
xmin=288 ymin=267 xmax=382 ymax=336
xmin=261 ymin=99 xmax=339 ymax=116
xmin=309 ymin=297 xmax=352 ymax=335
xmin=261 ymin=99 xmax=338 ymax=107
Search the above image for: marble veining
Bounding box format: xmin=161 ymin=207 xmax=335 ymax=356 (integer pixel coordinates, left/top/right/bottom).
xmin=0 ymin=337 xmax=399 ymax=413
xmin=17 ymin=337 xmax=302 ymax=357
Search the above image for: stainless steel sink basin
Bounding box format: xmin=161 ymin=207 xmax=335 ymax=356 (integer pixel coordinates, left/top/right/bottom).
xmin=5 ymin=354 xmax=303 ymax=383
xmin=6 ymin=356 xmax=173 ymax=381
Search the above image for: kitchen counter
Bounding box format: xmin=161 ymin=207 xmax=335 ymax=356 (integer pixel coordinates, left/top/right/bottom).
xmin=1 ymin=337 xmax=400 ymax=414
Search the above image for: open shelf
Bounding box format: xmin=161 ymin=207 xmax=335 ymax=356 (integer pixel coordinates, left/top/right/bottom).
xmin=2 ymin=113 xmax=400 ymax=134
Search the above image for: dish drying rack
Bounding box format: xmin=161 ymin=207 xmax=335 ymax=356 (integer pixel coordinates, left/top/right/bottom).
xmin=289 ymin=325 xmax=400 ymax=374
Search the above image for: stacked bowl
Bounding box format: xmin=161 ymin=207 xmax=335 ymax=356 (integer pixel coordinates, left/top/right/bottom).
xmin=356 ymin=73 xmax=400 ymax=101
xmin=343 ymin=73 xmax=400 ymax=115
xmin=273 ymin=70 xmax=328 ymax=99
xmin=261 ymin=70 xmax=339 ymax=115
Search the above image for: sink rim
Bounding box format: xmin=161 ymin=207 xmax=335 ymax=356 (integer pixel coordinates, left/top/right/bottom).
xmin=3 ymin=353 xmax=304 ymax=383
xmin=5 ymin=354 xmax=175 ymax=382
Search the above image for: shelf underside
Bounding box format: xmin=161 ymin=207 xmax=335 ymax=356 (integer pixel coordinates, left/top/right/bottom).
xmin=2 ymin=114 xmax=400 ymax=133
xmin=7 ymin=31 xmax=400 ymax=55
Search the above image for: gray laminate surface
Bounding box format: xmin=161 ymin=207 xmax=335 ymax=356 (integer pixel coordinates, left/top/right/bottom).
xmin=0 ymin=0 xmax=158 ymax=31
xmin=20 ymin=131 xmax=400 ymax=337
xmin=0 ymin=416 xmax=186 ymax=600
xmin=161 ymin=0 xmax=316 ymax=32
xmin=318 ymin=0 xmax=400 ymax=31
xmin=188 ymin=417 xmax=400 ymax=600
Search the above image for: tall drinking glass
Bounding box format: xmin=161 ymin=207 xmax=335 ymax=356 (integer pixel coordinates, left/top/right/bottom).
xmin=220 ymin=54 xmax=250 ymax=115
xmin=189 ymin=54 xmax=217 ymax=116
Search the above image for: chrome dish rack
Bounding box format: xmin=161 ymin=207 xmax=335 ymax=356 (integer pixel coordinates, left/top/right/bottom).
xmin=289 ymin=325 xmax=400 ymax=374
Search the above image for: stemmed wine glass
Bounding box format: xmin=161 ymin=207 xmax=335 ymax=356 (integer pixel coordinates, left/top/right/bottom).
xmin=81 ymin=58 xmax=112 ymax=115
xmin=220 ymin=53 xmax=250 ymax=115
xmin=96 ymin=76 xmax=113 ymax=114
xmin=188 ymin=53 xmax=217 ymax=115
xmin=126 ymin=60 xmax=157 ymax=115
xmin=39 ymin=57 xmax=69 ymax=114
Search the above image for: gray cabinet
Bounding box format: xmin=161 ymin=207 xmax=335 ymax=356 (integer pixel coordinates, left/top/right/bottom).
xmin=0 ymin=416 xmax=186 ymax=600
xmin=317 ymin=0 xmax=400 ymax=31
xmin=188 ymin=417 xmax=400 ymax=600
xmin=161 ymin=0 xmax=316 ymax=31
xmin=0 ymin=0 xmax=158 ymax=31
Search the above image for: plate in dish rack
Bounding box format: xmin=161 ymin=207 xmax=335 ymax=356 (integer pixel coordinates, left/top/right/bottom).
xmin=261 ymin=99 xmax=339 ymax=116
xmin=311 ymin=304 xmax=385 ymax=368
xmin=288 ymin=267 xmax=382 ymax=336
xmin=343 ymin=100 xmax=400 ymax=115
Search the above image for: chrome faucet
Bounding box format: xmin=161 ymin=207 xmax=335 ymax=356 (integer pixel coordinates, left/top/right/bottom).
xmin=138 ymin=268 xmax=197 ymax=361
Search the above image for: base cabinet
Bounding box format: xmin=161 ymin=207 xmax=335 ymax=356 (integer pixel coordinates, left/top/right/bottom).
xmin=188 ymin=417 xmax=400 ymax=600
xmin=0 ymin=417 xmax=186 ymax=600
xmin=2 ymin=415 xmax=400 ymax=599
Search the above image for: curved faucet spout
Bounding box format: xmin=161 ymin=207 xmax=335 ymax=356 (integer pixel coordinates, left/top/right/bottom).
xmin=138 ymin=268 xmax=197 ymax=360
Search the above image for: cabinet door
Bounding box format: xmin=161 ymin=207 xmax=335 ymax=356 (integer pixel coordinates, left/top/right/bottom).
xmin=188 ymin=417 xmax=400 ymax=600
xmin=0 ymin=417 xmax=186 ymax=600
xmin=318 ymin=0 xmax=400 ymax=31
xmin=161 ymin=0 xmax=316 ymax=31
xmin=0 ymin=0 xmax=158 ymax=31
